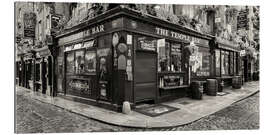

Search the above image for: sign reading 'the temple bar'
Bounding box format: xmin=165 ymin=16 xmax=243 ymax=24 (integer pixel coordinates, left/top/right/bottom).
xmin=155 ymin=27 xmax=208 ymax=45
xmin=84 ymin=25 xmax=105 ymax=37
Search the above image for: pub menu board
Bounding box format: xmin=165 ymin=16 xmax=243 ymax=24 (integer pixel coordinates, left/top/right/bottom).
xmin=163 ymin=75 xmax=183 ymax=87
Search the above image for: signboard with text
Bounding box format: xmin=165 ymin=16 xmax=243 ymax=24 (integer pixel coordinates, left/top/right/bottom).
xmin=23 ymin=12 xmax=36 ymax=38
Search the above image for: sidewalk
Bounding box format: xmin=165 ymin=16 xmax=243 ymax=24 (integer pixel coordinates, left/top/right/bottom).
xmin=16 ymin=81 xmax=259 ymax=128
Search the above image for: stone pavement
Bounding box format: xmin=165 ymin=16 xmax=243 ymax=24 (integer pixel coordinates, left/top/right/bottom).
xmin=16 ymin=81 xmax=259 ymax=128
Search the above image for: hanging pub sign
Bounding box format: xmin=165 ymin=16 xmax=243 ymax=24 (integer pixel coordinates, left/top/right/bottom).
xmin=23 ymin=12 xmax=36 ymax=38
xmin=240 ymin=50 xmax=246 ymax=56
xmin=237 ymin=8 xmax=249 ymax=30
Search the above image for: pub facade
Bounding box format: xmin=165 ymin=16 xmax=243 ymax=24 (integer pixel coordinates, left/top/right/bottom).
xmin=53 ymin=6 xmax=220 ymax=111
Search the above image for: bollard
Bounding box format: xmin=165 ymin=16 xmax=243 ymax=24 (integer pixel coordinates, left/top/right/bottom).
xmin=122 ymin=101 xmax=131 ymax=114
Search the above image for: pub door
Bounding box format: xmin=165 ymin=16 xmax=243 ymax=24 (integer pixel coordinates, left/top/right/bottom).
xmin=134 ymin=51 xmax=157 ymax=103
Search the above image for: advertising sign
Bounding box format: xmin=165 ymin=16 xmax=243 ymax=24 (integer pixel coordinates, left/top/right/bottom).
xmin=23 ymin=12 xmax=36 ymax=38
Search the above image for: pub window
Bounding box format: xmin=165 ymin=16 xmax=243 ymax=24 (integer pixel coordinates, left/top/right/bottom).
xmin=234 ymin=52 xmax=238 ymax=74
xmin=85 ymin=50 xmax=96 ymax=73
xmin=158 ymin=42 xmax=170 ymax=72
xmin=215 ymin=50 xmax=221 ymax=76
xmin=229 ymin=52 xmax=234 ymax=75
xmin=75 ymin=50 xmax=85 ymax=74
xmin=170 ymin=43 xmax=182 ymax=72
xmin=66 ymin=51 xmax=75 ymax=74
xmin=221 ymin=50 xmax=229 ymax=75
xmin=194 ymin=48 xmax=210 ymax=76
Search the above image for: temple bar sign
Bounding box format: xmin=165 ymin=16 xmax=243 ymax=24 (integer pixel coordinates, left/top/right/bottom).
xmin=155 ymin=27 xmax=208 ymax=45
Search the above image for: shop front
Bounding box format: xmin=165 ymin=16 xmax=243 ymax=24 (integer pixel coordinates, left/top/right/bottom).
xmin=16 ymin=53 xmax=35 ymax=89
xmin=214 ymin=38 xmax=241 ymax=87
xmin=55 ymin=6 xmax=214 ymax=111
xmin=34 ymin=46 xmax=53 ymax=96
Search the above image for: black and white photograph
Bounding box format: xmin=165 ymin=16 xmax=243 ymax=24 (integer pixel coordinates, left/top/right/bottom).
xmin=10 ymin=0 xmax=264 ymax=134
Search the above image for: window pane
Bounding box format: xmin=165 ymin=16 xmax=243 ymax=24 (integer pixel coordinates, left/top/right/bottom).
xmin=215 ymin=50 xmax=220 ymax=76
xmin=230 ymin=52 xmax=234 ymax=75
xmin=192 ymin=48 xmax=210 ymax=76
xmin=171 ymin=43 xmax=182 ymax=72
xmin=85 ymin=51 xmax=96 ymax=73
xmin=66 ymin=52 xmax=74 ymax=74
xmin=158 ymin=42 xmax=170 ymax=72
xmin=75 ymin=50 xmax=85 ymax=74
xmin=221 ymin=51 xmax=229 ymax=75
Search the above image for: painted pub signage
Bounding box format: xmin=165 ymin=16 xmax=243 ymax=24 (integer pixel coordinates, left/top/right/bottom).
xmin=125 ymin=18 xmax=209 ymax=46
xmin=155 ymin=27 xmax=207 ymax=45
xmin=83 ymin=25 xmax=105 ymax=37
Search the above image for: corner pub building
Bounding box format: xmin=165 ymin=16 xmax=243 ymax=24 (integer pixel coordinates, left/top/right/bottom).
xmin=53 ymin=6 xmax=239 ymax=111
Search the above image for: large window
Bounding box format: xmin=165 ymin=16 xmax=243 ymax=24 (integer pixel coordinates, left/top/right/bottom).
xmin=215 ymin=50 xmax=221 ymax=76
xmin=191 ymin=48 xmax=210 ymax=77
xmin=66 ymin=51 xmax=75 ymax=74
xmin=75 ymin=50 xmax=85 ymax=74
xmin=171 ymin=43 xmax=182 ymax=72
xmin=196 ymin=49 xmax=210 ymax=76
xmin=158 ymin=42 xmax=171 ymax=72
xmin=66 ymin=48 xmax=97 ymax=75
xmin=158 ymin=41 xmax=183 ymax=72
xmin=221 ymin=50 xmax=229 ymax=75
xmin=85 ymin=51 xmax=96 ymax=73
xmin=229 ymin=52 xmax=234 ymax=75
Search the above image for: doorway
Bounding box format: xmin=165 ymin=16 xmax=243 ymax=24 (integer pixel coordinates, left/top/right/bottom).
xmin=134 ymin=51 xmax=157 ymax=103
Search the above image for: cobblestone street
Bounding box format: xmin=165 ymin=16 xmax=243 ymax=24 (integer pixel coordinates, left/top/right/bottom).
xmin=15 ymin=91 xmax=259 ymax=133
